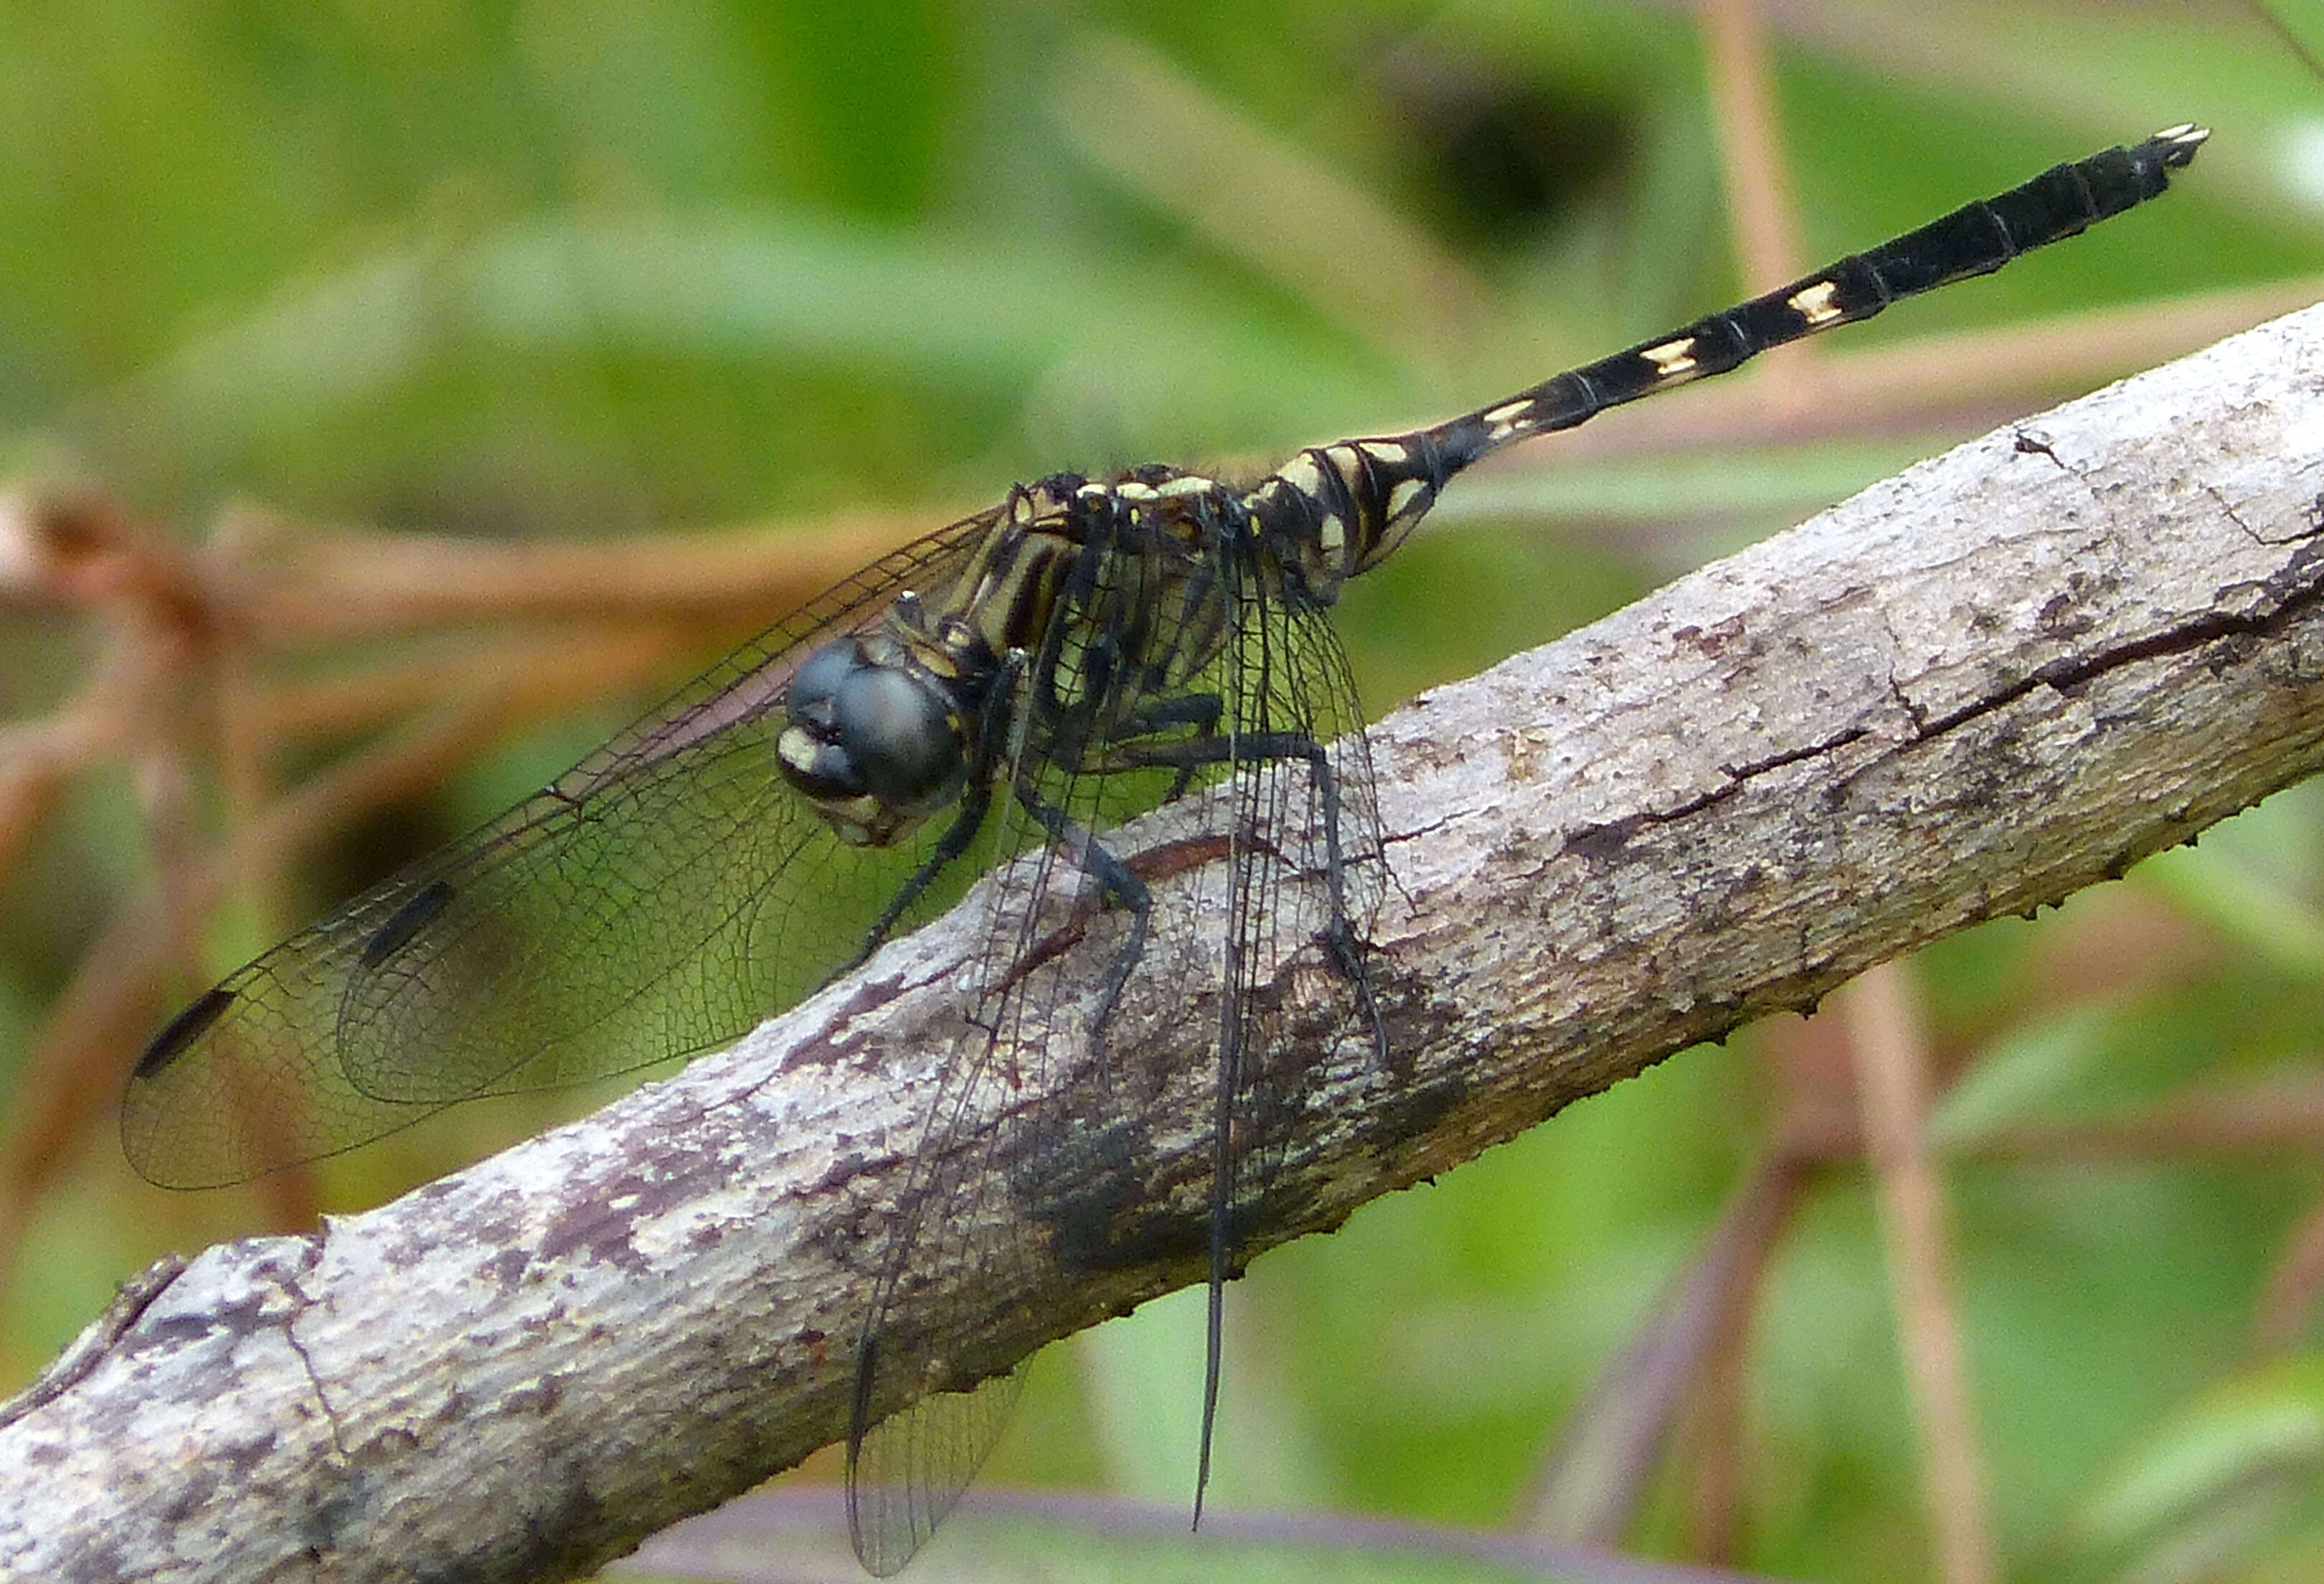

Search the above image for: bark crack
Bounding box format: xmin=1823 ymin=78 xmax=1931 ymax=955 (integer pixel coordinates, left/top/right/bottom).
xmin=1917 ymin=545 xmax=2324 ymax=743
xmin=273 ymin=1239 xmax=350 ymax=1462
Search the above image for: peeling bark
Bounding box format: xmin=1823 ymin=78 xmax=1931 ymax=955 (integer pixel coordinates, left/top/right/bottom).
xmin=6 ymin=304 xmax=2324 ymax=1584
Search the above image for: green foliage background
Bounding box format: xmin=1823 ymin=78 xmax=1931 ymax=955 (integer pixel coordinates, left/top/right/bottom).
xmin=4 ymin=2 xmax=2324 ymax=1580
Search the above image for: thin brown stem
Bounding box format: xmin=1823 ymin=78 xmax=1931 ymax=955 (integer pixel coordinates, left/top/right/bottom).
xmin=1841 ymin=961 xmax=1995 ymax=1584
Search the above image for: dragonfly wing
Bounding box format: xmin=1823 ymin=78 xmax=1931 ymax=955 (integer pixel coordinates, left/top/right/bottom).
xmin=844 ymin=532 xmax=1389 ymax=1564
xmin=847 ymin=1332 xmax=1026 ymax=1575
xmin=121 ymin=508 xmax=1008 ymax=1189
xmin=1211 ymin=567 xmax=1387 ymax=1242
xmin=844 ymin=843 xmax=1101 ymax=1574
xmin=845 ymin=576 xmax=1215 ymax=1569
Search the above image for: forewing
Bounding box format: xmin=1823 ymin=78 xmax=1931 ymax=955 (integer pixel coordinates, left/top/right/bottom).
xmin=121 ymin=507 xmax=1009 ymax=1189
xmin=847 ymin=1347 xmax=1026 ymax=1573
xmin=845 ymin=530 xmax=1387 ymax=1569
xmin=846 ymin=542 xmax=1208 ymax=1570
xmin=1208 ymin=570 xmax=1384 ymax=1239
xmin=843 ymin=867 xmax=1108 ymax=1573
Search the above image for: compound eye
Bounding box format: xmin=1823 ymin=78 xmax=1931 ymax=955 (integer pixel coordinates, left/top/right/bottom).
xmin=788 ymin=638 xmax=864 ymax=730
xmin=836 ymin=667 xmax=962 ymax=808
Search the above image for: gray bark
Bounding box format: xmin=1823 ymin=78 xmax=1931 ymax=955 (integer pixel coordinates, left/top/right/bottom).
xmin=6 ymin=303 xmax=2324 ymax=1584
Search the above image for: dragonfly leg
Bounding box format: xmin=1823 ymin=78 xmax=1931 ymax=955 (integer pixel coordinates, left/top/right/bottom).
xmin=1115 ymin=727 xmax=1387 ymax=1061
xmin=1010 ymin=782 xmax=1153 ymax=1039
xmin=833 ymin=782 xmax=997 ymax=982
xmin=1116 ymin=692 xmax=1225 ymax=801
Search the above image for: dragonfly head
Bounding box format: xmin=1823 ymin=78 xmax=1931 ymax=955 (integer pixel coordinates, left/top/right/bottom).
xmin=778 ymin=636 xmax=969 ymax=847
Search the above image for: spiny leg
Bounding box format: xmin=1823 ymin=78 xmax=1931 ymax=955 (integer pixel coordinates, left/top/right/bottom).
xmin=1007 ymin=717 xmax=1372 ymax=1050
xmin=835 ymin=783 xmax=996 ymax=981
xmin=1005 ymin=688 xmax=1234 ymax=1038
xmin=1111 ymin=727 xmax=1381 ymax=1050
xmin=1109 ymin=689 xmax=1227 ymax=802
xmin=1009 ymin=781 xmax=1153 ymax=1038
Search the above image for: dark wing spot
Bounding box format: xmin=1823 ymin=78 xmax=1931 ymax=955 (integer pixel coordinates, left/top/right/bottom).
xmin=135 ymin=987 xmax=237 ymax=1078
xmin=358 ymin=879 xmax=458 ymax=971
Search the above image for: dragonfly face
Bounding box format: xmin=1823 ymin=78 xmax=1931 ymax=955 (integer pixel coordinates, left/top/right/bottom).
xmin=778 ymin=627 xmax=977 ymax=848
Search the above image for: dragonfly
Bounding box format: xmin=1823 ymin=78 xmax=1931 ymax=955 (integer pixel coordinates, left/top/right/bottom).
xmin=122 ymin=125 xmax=2207 ymax=1573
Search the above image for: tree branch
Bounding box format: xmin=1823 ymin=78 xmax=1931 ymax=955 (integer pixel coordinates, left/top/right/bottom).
xmin=9 ymin=303 xmax=2324 ymax=1584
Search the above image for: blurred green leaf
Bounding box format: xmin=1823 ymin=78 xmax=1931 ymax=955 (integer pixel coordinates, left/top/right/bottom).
xmin=2057 ymin=1354 xmax=2324 ymax=1584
